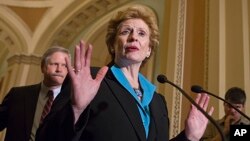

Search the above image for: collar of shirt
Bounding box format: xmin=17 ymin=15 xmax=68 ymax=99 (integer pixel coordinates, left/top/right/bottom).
xmin=110 ymin=64 xmax=156 ymax=106
xmin=40 ymin=83 xmax=62 ymax=100
xmin=110 ymin=64 xmax=156 ymax=138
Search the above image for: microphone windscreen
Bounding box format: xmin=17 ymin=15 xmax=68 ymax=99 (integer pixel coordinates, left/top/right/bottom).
xmin=191 ymin=85 xmax=204 ymax=93
xmin=157 ymin=74 xmax=168 ymax=83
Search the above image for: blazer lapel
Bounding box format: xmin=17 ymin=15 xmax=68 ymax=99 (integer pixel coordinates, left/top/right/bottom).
xmin=50 ymin=79 xmax=71 ymax=112
xmin=43 ymin=76 xmax=71 ymax=124
xmin=104 ymin=71 xmax=147 ymax=141
xmin=149 ymin=94 xmax=169 ymax=141
xmin=24 ymin=84 xmax=41 ymax=139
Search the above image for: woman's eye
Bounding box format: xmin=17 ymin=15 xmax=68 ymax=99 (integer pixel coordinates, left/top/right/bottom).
xmin=138 ymin=31 xmax=146 ymax=37
xmin=120 ymin=30 xmax=130 ymax=35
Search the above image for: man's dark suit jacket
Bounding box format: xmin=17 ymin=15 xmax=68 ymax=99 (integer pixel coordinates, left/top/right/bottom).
xmin=0 ymin=80 xmax=70 ymax=141
xmin=36 ymin=67 xmax=189 ymax=141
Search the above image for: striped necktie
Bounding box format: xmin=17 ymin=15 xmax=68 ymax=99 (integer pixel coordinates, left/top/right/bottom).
xmin=40 ymin=90 xmax=54 ymax=124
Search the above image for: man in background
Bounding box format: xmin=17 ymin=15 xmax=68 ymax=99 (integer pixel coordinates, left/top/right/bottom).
xmin=0 ymin=46 xmax=70 ymax=141
xmin=202 ymin=87 xmax=250 ymax=141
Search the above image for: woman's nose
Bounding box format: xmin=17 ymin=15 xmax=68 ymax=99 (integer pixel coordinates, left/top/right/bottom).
xmin=128 ymin=32 xmax=138 ymax=42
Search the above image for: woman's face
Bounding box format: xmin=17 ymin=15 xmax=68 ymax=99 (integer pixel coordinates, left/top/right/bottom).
xmin=114 ymin=18 xmax=151 ymax=66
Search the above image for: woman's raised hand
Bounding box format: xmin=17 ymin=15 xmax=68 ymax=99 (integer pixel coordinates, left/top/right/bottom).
xmin=65 ymin=40 xmax=108 ymax=123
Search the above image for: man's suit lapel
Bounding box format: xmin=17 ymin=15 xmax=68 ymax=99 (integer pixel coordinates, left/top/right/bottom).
xmin=44 ymin=76 xmax=71 ymax=124
xmin=24 ymin=84 xmax=41 ymax=139
xmin=105 ymin=71 xmax=147 ymax=141
xmin=50 ymin=78 xmax=71 ymax=112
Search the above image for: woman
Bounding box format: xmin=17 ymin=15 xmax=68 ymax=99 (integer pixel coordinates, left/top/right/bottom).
xmin=36 ymin=5 xmax=213 ymax=141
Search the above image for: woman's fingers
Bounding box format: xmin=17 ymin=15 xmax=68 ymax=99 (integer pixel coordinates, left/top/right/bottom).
xmin=208 ymin=106 xmax=214 ymax=116
xmin=65 ymin=55 xmax=75 ymax=77
xmin=85 ymin=44 xmax=93 ymax=68
xmin=95 ymin=66 xmax=108 ymax=83
xmin=71 ymin=40 xmax=94 ymax=75
xmin=195 ymin=93 xmax=214 ymax=116
xmin=79 ymin=40 xmax=86 ymax=69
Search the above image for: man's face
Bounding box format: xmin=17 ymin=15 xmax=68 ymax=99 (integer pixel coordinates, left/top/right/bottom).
xmin=224 ymin=102 xmax=245 ymax=123
xmin=42 ymin=52 xmax=68 ymax=87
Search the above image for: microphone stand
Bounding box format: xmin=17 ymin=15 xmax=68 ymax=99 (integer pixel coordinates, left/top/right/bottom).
xmin=157 ymin=75 xmax=225 ymax=141
xmin=191 ymin=85 xmax=250 ymax=121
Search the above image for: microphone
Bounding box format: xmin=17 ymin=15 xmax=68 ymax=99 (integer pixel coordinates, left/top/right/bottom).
xmin=157 ymin=74 xmax=226 ymax=141
xmin=191 ymin=85 xmax=250 ymax=121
